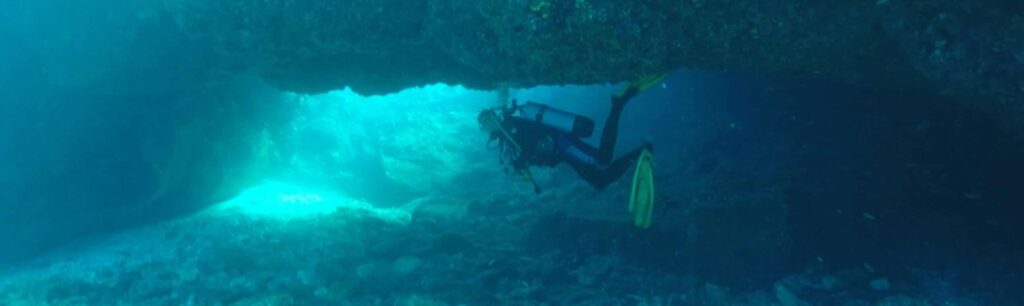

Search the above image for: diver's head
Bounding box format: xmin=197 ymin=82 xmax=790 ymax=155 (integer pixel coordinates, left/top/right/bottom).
xmin=478 ymin=108 xmax=502 ymax=134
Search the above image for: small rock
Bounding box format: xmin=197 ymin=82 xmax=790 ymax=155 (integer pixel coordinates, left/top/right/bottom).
xmin=703 ymin=283 xmax=728 ymax=302
xmin=230 ymin=294 xmax=295 ymax=306
xmin=570 ymin=255 xmax=616 ymax=285
xmin=963 ymin=193 xmax=982 ymax=200
xmin=869 ymin=278 xmax=891 ymax=291
xmin=297 ymin=269 xmax=316 ymax=285
xmin=875 ymin=295 xmax=929 ymax=306
xmin=177 ymin=267 xmax=200 ymax=284
xmin=821 ymin=275 xmax=839 ymax=291
xmin=774 ymin=282 xmax=810 ymax=306
xmin=780 ymin=275 xmax=814 ymax=291
xmin=356 ymin=262 xmax=382 ymax=279
xmin=863 ymin=263 xmax=876 ymax=273
xmin=842 ymin=299 xmax=872 ymax=306
xmin=393 ymin=256 xmax=422 ymax=274
xmin=314 ymin=286 xmax=330 ymax=299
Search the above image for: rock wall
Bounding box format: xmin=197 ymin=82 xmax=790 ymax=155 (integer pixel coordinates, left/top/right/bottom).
xmin=2 ymin=0 xmax=1020 ymax=265
xmin=0 ymin=1 xmax=290 ymax=265
xmin=169 ymin=0 xmax=1022 ymax=131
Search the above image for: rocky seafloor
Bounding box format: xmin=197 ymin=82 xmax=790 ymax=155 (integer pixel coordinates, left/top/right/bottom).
xmin=0 ymin=180 xmax=992 ymax=306
xmin=3 ymin=78 xmax=1019 ymax=306
xmin=5 ymin=0 xmax=1023 ymax=272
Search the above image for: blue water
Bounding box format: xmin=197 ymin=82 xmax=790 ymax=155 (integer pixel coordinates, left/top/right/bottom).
xmin=1 ymin=1 xmax=1022 ymax=305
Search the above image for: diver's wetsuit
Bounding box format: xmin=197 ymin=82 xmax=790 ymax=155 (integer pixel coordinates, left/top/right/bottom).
xmin=498 ymin=89 xmax=652 ymax=190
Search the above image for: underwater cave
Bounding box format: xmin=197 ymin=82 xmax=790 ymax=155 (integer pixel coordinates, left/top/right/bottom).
xmin=1 ymin=0 xmax=1022 ymax=304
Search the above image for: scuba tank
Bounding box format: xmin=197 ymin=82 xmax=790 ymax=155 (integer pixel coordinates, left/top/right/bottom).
xmin=514 ymin=101 xmax=595 ymax=138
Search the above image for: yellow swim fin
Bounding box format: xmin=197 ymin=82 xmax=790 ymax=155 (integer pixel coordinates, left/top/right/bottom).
xmin=628 ymin=149 xmax=655 ymax=228
xmin=616 ymin=73 xmax=669 ymax=98
xmin=634 ymin=73 xmax=668 ymax=93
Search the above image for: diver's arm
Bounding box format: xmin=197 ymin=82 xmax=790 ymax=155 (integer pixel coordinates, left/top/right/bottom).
xmin=524 ymin=168 xmax=542 ymax=194
xmin=501 ymin=118 xmax=544 ymax=194
xmin=510 ymin=155 xmax=542 ymax=194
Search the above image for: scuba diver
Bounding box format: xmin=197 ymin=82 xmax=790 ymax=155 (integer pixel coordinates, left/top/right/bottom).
xmin=477 ymin=74 xmax=665 ymax=228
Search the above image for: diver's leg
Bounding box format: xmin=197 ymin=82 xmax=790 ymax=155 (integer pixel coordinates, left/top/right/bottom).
xmin=595 ymin=143 xmax=652 ymax=187
xmin=570 ymin=143 xmax=652 ymax=190
xmin=566 ymin=159 xmax=608 ymax=190
xmin=568 ymin=136 xmax=600 ymax=159
xmin=596 ymin=89 xmax=637 ymax=164
xmin=598 ymin=73 xmax=666 ymax=163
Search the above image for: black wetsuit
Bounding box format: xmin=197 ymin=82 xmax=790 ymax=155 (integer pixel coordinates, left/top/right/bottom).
xmin=496 ymin=90 xmax=653 ymax=191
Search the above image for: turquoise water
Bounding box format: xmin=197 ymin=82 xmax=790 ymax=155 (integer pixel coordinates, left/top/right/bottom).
xmin=2 ymin=1 xmax=1022 ymax=305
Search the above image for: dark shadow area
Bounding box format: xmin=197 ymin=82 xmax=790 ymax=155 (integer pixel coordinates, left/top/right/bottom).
xmin=661 ymin=72 xmax=1024 ymax=297
xmin=512 ymin=71 xmax=1023 ymax=301
xmin=777 ymin=78 xmax=1024 ymax=297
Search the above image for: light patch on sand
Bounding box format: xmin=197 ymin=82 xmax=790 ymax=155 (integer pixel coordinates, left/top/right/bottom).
xmin=211 ymin=181 xmax=412 ymax=224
